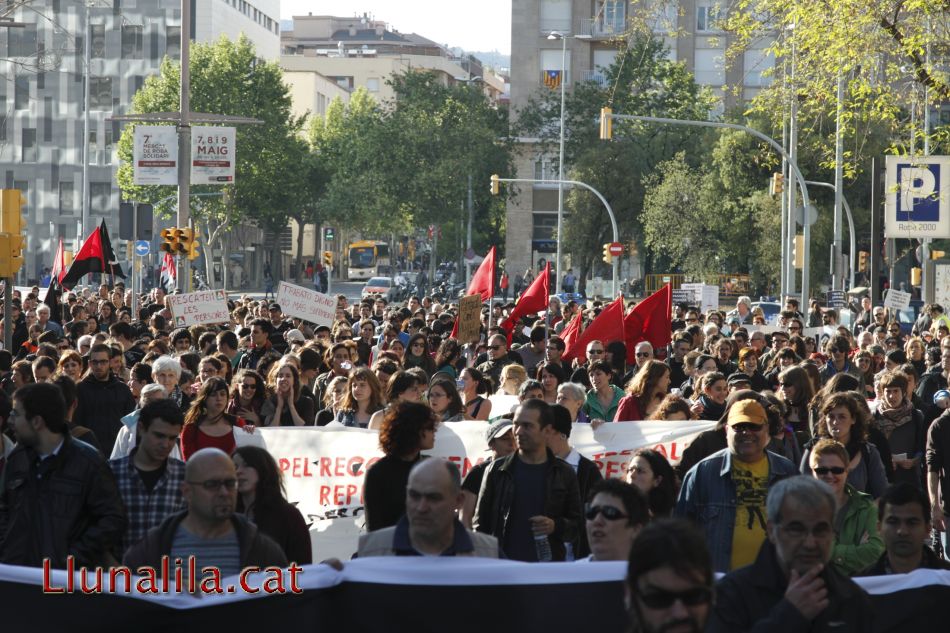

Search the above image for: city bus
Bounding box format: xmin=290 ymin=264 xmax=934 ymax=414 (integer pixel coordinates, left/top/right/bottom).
xmin=347 ymin=240 xmax=391 ymax=280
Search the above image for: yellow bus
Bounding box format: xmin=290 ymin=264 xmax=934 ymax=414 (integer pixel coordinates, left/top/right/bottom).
xmin=347 ymin=240 xmax=391 ymax=280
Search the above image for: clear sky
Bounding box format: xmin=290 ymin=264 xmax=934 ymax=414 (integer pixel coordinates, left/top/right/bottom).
xmin=279 ymin=0 xmax=512 ymax=55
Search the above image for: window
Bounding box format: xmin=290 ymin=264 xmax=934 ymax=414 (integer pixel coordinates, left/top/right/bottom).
xmin=166 ymin=25 xmax=181 ymax=59
xmin=540 ymin=0 xmax=572 ymax=33
xmin=696 ymin=3 xmax=722 ymax=32
xmin=694 ymin=48 xmax=725 ymax=85
xmin=534 ymin=155 xmax=557 ymax=181
xmin=89 ymin=182 xmax=113 ymax=214
xmin=540 ymin=49 xmax=571 ymax=85
xmin=601 ymin=0 xmax=625 ymax=33
xmin=90 ymin=76 xmax=113 ymax=110
xmin=59 ymin=182 xmax=75 ymax=215
xmin=88 ymin=129 xmax=98 ymax=166
xmin=22 ymin=129 xmax=37 ymax=163
xmin=91 ymin=24 xmax=106 ymax=58
xmin=15 ymin=75 xmax=29 ymax=110
xmin=332 ymin=76 xmax=353 ymax=89
xmin=104 ymin=125 xmax=114 ymax=165
xmin=532 ymin=213 xmax=558 ymax=240
xmin=43 ymin=97 xmax=53 ymax=141
xmin=366 ymin=78 xmax=379 ymax=92
xmin=743 ymin=47 xmax=774 ymax=87
xmin=9 ymin=23 xmax=37 ymax=57
xmin=650 ymin=2 xmax=679 ymax=34
xmin=122 ymin=25 xmax=143 ymax=59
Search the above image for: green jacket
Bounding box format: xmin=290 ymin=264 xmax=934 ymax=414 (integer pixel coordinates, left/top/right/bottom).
xmin=582 ymin=385 xmax=624 ymax=421
xmin=831 ymin=484 xmax=884 ymax=576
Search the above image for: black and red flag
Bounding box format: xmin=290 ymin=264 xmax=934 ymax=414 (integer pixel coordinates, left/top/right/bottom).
xmin=41 ymin=237 xmax=68 ymax=323
xmin=60 ymin=219 xmax=126 ymax=289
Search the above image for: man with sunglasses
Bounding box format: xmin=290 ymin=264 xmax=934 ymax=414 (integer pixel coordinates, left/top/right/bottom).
xmin=124 ymin=447 xmax=286 ymax=579
xmin=709 ymin=476 xmax=873 ymax=633
xmin=476 ymin=334 xmax=519 ymax=390
xmin=626 ymin=518 xmax=714 ymax=633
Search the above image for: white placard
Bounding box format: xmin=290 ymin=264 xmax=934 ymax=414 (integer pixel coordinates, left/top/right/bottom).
xmin=884 ymin=155 xmax=950 ymax=238
xmin=700 ymin=284 xmax=719 ymax=313
xmin=133 ymin=125 xmax=178 ymax=185
xmin=190 ymin=126 xmax=235 ymax=184
xmin=276 ymin=281 xmax=335 ymax=328
xmin=167 ymin=289 xmax=230 ymax=327
xmin=883 ymin=288 xmax=912 ymax=310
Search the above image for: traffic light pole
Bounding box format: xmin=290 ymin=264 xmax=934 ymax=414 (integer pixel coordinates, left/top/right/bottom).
xmin=600 ymin=112 xmax=814 ymax=302
xmin=3 ymin=279 xmax=11 ymax=352
xmin=494 ymin=177 xmax=619 ymax=297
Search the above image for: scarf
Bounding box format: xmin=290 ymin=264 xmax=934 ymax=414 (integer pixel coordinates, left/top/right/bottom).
xmin=876 ymin=399 xmax=914 ymax=439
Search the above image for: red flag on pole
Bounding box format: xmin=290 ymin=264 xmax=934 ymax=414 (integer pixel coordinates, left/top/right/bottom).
xmin=500 ymin=262 xmax=550 ymax=342
xmin=558 ymin=310 xmax=583 ymax=355
xmin=624 ymin=284 xmax=673 ymax=364
xmin=467 ymin=246 xmax=497 ymax=302
xmin=562 ymin=295 xmax=626 ymax=365
xmin=160 ymin=252 xmax=177 ymax=293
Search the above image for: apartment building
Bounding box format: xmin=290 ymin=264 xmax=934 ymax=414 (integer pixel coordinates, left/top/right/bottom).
xmin=0 ymin=0 xmax=279 ymax=283
xmin=505 ymin=0 xmax=775 ymax=281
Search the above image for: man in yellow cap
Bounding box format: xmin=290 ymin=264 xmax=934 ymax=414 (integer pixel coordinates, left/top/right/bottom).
xmin=674 ymin=398 xmax=798 ymax=573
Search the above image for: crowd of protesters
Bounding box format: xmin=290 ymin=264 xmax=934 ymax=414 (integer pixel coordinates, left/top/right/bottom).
xmin=2 ymin=280 xmax=950 ymax=632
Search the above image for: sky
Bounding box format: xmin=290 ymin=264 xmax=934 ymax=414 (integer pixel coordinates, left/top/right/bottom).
xmin=279 ymin=0 xmax=512 ymax=56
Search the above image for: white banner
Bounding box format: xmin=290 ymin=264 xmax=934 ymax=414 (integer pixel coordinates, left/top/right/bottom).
xmin=133 ymin=125 xmax=178 ymax=185
xmin=167 ymin=289 xmax=230 ymax=327
xmin=258 ymin=419 xmax=716 ymax=560
xmin=191 ymin=126 xmax=235 ymax=184
xmin=884 ymin=288 xmax=912 ymax=311
xmin=276 ymin=281 xmax=335 ymax=327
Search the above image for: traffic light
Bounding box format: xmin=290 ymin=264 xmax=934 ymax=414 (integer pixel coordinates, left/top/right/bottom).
xmin=932 ymin=250 xmax=946 ymax=260
xmin=0 ymin=189 xmax=26 ymax=277
xmin=769 ymin=173 xmax=784 ymax=196
xmin=323 ymin=251 xmax=333 ymax=267
xmin=602 ymin=243 xmax=613 ymax=264
xmin=160 ymin=228 xmax=179 ymax=254
xmin=793 ymin=234 xmax=804 ymax=269
xmin=911 ymin=267 xmax=922 ymax=286
xmin=179 ymin=227 xmax=200 ymax=261
xmin=600 ymin=106 xmax=613 ymax=140
xmin=490 ymin=174 xmax=500 ymax=195
xmin=858 ymin=250 xmax=869 ymax=271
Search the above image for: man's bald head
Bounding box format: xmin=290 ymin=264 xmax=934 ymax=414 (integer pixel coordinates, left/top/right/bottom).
xmin=409 ymin=457 xmax=461 ymax=495
xmin=185 ymin=447 xmax=235 ymax=480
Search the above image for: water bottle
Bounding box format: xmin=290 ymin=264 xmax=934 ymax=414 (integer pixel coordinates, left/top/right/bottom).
xmin=533 ymin=533 xmax=553 ymax=562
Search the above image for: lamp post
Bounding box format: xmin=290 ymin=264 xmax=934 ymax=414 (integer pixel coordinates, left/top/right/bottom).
xmin=547 ymin=31 xmax=569 ymax=294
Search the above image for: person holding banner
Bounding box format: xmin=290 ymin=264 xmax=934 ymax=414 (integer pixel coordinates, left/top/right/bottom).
xmin=614 ymin=361 xmax=672 ymax=422
xmin=180 ymin=378 xmax=254 ymax=460
xmin=261 ymin=364 xmax=314 ymax=427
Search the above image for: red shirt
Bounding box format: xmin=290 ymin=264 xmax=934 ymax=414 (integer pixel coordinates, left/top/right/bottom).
xmin=179 ymin=419 xmax=244 ymax=460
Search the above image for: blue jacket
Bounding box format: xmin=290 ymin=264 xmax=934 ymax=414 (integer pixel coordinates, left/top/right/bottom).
xmin=674 ymin=448 xmax=798 ymax=573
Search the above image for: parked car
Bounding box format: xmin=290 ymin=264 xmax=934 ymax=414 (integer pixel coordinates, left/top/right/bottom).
xmin=751 ymin=301 xmax=782 ymax=325
xmin=362 ymin=277 xmax=398 ymax=302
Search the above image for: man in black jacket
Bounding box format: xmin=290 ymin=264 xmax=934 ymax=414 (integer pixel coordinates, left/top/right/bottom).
xmin=124 ymin=448 xmax=286 ymax=579
xmin=473 ymin=399 xmax=582 ymax=561
xmin=708 ymin=476 xmax=873 ymax=633
xmin=73 ymin=342 xmax=136 ymax=451
xmin=0 ymin=382 xmax=126 ymax=567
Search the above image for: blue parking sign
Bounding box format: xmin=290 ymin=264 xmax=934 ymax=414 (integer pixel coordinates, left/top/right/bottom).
xmin=885 ymin=156 xmax=950 ymax=238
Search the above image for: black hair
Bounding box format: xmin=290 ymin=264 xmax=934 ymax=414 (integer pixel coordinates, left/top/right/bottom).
xmin=588 ymin=478 xmax=650 ymax=527
xmin=518 ymin=398 xmax=554 ymax=429
xmin=626 ymin=518 xmax=713 ymax=596
xmin=877 ymin=482 xmax=930 ymax=522
xmin=139 ymin=398 xmax=186 ymax=430
xmin=15 ymin=382 xmax=67 ymax=434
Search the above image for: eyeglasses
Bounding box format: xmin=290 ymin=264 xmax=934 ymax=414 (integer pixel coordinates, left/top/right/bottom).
xmin=777 ymin=521 xmax=834 ymax=541
xmin=584 ymin=504 xmax=629 ymax=521
xmin=789 ymin=326 xmax=801 ymax=331
xmin=588 ymin=349 xmax=604 ymax=355
xmin=638 ymin=586 xmax=713 ymax=610
xmin=625 ymin=465 xmax=650 ymax=476
xmin=488 ymin=345 xmax=503 ymax=351
xmin=188 ymin=478 xmax=238 ymax=491
xmin=814 ymin=466 xmax=846 ymax=476
xmin=89 ymin=358 xmax=110 ymax=365
xmin=240 ymin=383 xmax=257 ymax=390
xmin=635 ymin=352 xmax=651 ymax=358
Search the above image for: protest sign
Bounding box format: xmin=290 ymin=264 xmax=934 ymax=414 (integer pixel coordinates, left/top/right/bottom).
xmin=167 ymin=290 xmax=229 ymax=327
xmin=883 ymin=288 xmax=911 ymax=311
xmin=258 ymin=419 xmax=716 ymax=560
xmin=456 ymin=294 xmax=483 ymax=343
xmin=276 ymin=281 xmax=335 ymax=328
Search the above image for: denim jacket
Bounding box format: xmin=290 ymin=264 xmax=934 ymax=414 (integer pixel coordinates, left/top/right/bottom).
xmin=674 ymin=448 xmax=798 ymax=573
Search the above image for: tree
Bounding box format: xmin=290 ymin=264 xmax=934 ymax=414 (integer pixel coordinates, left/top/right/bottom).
xmin=116 ymin=34 xmax=304 ymax=286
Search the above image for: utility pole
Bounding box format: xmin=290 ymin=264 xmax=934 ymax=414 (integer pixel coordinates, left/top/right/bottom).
xmin=466 ymin=174 xmax=473 ymax=287
xmin=832 ymin=72 xmax=845 ymax=291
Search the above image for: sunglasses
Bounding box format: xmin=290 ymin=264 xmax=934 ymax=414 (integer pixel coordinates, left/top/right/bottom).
xmin=732 ymin=422 xmax=763 ymax=434
xmin=635 ymin=352 xmax=651 ymax=358
xmin=588 ymin=349 xmax=604 ymax=355
xmin=584 ymin=504 xmax=629 ymax=521
xmin=638 ymin=587 xmax=713 ymax=610
xmin=488 ymin=345 xmax=503 ymax=351
xmin=814 ymin=466 xmax=846 ymax=476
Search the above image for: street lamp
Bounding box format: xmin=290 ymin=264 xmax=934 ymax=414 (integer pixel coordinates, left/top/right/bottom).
xmin=548 ymin=31 xmax=568 ymax=294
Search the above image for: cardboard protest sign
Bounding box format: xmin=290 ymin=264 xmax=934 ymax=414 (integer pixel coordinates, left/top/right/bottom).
xmin=167 ymin=290 xmax=229 ymax=327
xmin=276 ymin=281 xmax=335 ymax=328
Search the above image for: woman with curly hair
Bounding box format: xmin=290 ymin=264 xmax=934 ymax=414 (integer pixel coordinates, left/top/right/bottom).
xmin=363 ymin=401 xmax=438 ymax=531
xmin=800 ymin=391 xmax=888 ymax=498
xmin=56 ymin=350 xmax=84 ymax=383
xmin=647 ymin=394 xmax=693 ymax=421
xmin=613 ymin=360 xmax=671 ymax=421
xmin=234 ymin=446 xmax=312 ymax=564
xmin=334 ymin=367 xmax=384 ymax=428
xmin=227 ymin=369 xmax=266 ymax=425
xmin=180 ymin=376 xmax=252 ymax=460
xmin=433 ymin=338 xmax=462 ymax=379
xmin=624 ymin=448 xmax=677 ymax=517
xmin=403 ymin=332 xmax=436 ymax=378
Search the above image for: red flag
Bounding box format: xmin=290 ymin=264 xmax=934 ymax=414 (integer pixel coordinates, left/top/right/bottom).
xmin=60 ymin=220 xmax=125 ymax=288
xmin=624 ymin=284 xmax=672 ymax=364
xmin=500 ymin=262 xmax=550 ymax=342
xmin=563 ymin=295 xmax=626 ymax=365
xmin=467 ymin=246 xmax=496 ymax=302
xmin=559 ymin=310 xmax=583 ymax=355
xmin=160 ymin=252 xmax=178 ymax=292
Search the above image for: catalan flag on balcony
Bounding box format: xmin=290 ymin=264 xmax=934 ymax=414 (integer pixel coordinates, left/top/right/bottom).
xmin=543 ymin=70 xmax=562 ymax=90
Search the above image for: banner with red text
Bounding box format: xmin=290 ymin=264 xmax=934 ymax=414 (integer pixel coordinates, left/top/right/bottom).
xmin=257 ymin=420 xmax=716 ymax=560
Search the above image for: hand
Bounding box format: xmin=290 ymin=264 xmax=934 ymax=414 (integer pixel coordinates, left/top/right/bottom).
xmin=242 ymin=424 xmax=256 ymax=434
xmin=320 ymin=558 xmax=344 ymax=571
xmin=239 ymin=409 xmax=260 ymax=424
xmin=894 ymin=458 xmax=916 ymax=470
xmin=784 ymin=565 xmax=829 ymax=620
xmin=590 ymin=418 xmax=605 ymax=431
xmin=529 ymin=515 xmax=555 ymax=536
xmin=933 ymin=507 xmax=946 ymax=532
xmin=690 ymin=400 xmax=705 ymax=417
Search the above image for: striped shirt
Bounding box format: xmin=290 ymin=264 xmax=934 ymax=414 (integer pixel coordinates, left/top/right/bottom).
xmin=109 ymin=452 xmax=186 ymax=554
xmin=171 ymin=524 xmax=241 ymax=581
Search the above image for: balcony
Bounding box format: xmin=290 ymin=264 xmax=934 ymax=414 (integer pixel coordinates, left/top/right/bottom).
xmin=580 ymin=16 xmax=626 ymax=39
xmin=581 ymin=70 xmax=608 ymax=87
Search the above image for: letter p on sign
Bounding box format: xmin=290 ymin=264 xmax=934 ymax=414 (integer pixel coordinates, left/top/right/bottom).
xmin=900 ymin=167 xmax=936 ymax=215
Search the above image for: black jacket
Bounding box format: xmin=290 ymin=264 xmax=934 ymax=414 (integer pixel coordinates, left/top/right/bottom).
xmin=709 ymin=540 xmax=874 ymax=633
xmin=73 ymin=374 xmax=136 ymax=452
xmin=473 ymin=449 xmax=582 ymax=561
xmin=916 ymin=367 xmax=947 ymax=424
xmin=574 ymin=454 xmax=603 ymax=559
xmin=123 ymin=510 xmax=288 ymax=570
xmin=0 ymin=434 xmax=126 ymax=568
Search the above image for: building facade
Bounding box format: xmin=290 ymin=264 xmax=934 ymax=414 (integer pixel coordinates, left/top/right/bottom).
xmin=505 ymin=0 xmax=775 ymax=285
xmin=0 ymin=0 xmax=278 ymax=284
